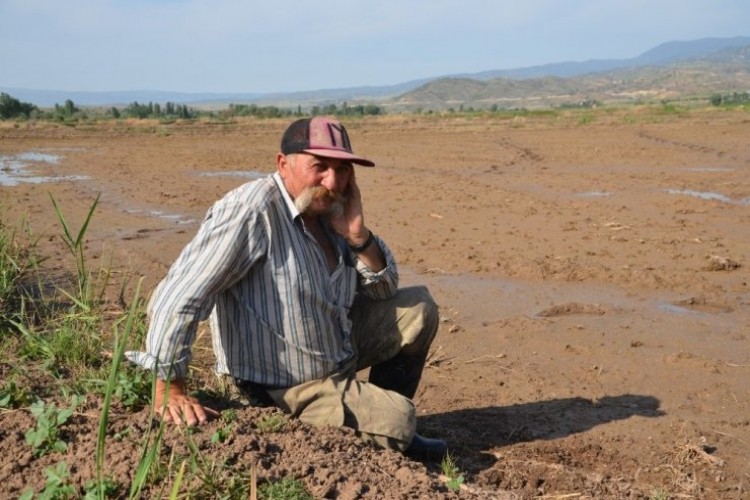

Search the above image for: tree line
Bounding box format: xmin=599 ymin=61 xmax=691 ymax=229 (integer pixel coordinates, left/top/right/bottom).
xmin=6 ymin=90 xmax=746 ymax=122
xmin=710 ymin=92 xmax=750 ymax=106
xmin=0 ymin=92 xmax=384 ymax=121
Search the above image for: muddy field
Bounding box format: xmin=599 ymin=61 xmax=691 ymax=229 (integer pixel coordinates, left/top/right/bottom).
xmin=1 ymin=109 xmax=749 ymax=498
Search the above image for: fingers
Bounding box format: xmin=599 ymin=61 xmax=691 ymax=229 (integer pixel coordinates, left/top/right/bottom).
xmin=347 ymin=168 xmax=361 ymax=200
xmin=153 ymin=378 xmax=219 ymax=427
xmin=156 ymin=398 xmax=219 ymax=427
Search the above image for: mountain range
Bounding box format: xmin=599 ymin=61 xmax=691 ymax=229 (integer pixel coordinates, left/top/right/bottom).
xmin=2 ymin=36 xmax=749 ymax=110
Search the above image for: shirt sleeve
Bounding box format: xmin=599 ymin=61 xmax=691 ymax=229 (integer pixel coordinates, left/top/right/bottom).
xmin=125 ymin=196 xmax=266 ymax=380
xmin=352 ymin=234 xmax=399 ymax=300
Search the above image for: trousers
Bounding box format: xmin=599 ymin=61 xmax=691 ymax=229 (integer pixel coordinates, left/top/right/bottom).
xmin=226 ymin=285 xmax=439 ymax=451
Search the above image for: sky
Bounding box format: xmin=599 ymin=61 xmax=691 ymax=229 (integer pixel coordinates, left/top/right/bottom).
xmin=1 ymin=0 xmax=749 ymax=94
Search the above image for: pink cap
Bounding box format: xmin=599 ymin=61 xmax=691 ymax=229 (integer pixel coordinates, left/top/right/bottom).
xmin=280 ymin=116 xmax=375 ymax=167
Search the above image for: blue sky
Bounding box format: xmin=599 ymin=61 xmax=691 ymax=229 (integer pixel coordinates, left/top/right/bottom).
xmin=1 ymin=0 xmax=748 ymax=94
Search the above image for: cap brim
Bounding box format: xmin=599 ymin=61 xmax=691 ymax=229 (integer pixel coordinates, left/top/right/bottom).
xmin=303 ymin=148 xmax=375 ymax=167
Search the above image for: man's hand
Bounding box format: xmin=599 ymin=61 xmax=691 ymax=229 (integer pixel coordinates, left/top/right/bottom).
xmin=329 ymin=166 xmax=366 ymax=241
xmin=154 ymin=378 xmax=220 ymax=426
xmin=329 ymin=168 xmax=386 ymax=271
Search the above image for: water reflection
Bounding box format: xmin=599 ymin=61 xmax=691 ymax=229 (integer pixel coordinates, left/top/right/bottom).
xmin=665 ymin=188 xmax=750 ymax=205
xmin=684 ymin=167 xmax=734 ymax=172
xmin=197 ymin=171 xmax=268 ymax=179
xmin=0 ymin=151 xmax=88 ymax=186
xmin=576 ymin=191 xmax=612 ymax=197
xmin=124 ymin=208 xmax=195 ymax=225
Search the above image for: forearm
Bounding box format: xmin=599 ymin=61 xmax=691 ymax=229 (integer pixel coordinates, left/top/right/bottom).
xmin=353 ymin=233 xmax=399 ymax=299
xmin=347 ymin=228 xmax=385 ymax=271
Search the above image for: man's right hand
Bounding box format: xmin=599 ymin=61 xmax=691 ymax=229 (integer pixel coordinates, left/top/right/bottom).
xmin=154 ymin=378 xmax=220 ymax=426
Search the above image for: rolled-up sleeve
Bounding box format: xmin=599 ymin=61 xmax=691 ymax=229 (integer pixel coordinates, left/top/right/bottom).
xmin=352 ymin=234 xmax=399 ymax=300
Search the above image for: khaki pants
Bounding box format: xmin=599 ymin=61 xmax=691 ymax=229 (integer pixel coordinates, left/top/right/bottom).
xmin=229 ymin=285 xmax=439 ymax=451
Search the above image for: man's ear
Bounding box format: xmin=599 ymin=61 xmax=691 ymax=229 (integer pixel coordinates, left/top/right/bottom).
xmin=277 ymin=153 xmax=289 ymax=179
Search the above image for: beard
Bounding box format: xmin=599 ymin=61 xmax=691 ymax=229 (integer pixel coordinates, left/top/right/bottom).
xmin=294 ymin=186 xmax=346 ymax=218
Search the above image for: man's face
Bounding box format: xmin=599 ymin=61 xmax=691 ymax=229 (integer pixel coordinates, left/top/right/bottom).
xmin=278 ymin=153 xmax=353 ymax=216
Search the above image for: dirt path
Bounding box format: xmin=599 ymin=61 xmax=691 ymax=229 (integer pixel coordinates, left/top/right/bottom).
xmin=1 ymin=110 xmax=749 ymax=498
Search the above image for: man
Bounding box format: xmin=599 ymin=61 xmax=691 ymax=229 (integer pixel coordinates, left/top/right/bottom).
xmin=127 ymin=116 xmax=446 ymax=457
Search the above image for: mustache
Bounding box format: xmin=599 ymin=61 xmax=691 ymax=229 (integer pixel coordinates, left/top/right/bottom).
xmin=294 ymin=186 xmax=347 ymax=217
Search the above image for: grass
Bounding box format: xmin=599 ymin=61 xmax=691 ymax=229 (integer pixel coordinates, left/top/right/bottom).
xmin=210 ymin=409 xmax=237 ymax=444
xmin=440 ymin=453 xmax=465 ymax=492
xmin=256 ymin=411 xmax=287 ymax=434
xmin=649 ymin=488 xmax=670 ymax=500
xmin=0 ymin=215 xmax=38 ymax=327
xmin=258 ymin=477 xmax=314 ymax=499
xmin=1 ymin=200 xmax=316 ymax=499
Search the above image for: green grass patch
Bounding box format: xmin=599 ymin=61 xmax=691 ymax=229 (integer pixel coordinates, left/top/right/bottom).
xmin=440 ymin=453 xmax=465 ymax=492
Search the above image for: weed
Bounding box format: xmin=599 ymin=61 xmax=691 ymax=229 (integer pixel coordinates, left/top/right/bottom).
xmin=0 ymin=220 xmax=21 ymax=317
xmin=649 ymin=488 xmax=670 ymax=500
xmin=211 ymin=408 xmax=238 ymax=444
xmin=8 ymin=196 xmax=110 ymax=383
xmin=440 ymin=453 xmax=465 ymax=492
xmin=128 ymin=402 xmax=166 ymax=498
xmin=19 ymin=461 xmax=76 ymax=500
xmin=111 ymin=365 xmax=152 ymax=410
xmin=0 ymin=378 xmax=34 ymax=408
xmin=0 ymin=216 xmax=37 ymax=326
xmin=50 ymin=193 xmax=106 ymax=310
xmin=83 ymin=477 xmax=120 ymax=500
xmin=113 ymin=426 xmax=133 ymax=441
xmin=220 ymin=407 xmax=237 ymax=423
xmin=94 ymin=280 xmax=157 ymax=500
xmin=14 ymin=313 xmax=105 ymax=378
xmin=182 ymin=433 xmax=250 ymax=498
xmin=210 ymin=426 xmax=232 ymax=444
xmin=256 ymin=411 xmax=287 ymax=434
xmin=258 ymin=476 xmax=314 ymax=500
xmin=25 ymin=397 xmax=80 ymax=457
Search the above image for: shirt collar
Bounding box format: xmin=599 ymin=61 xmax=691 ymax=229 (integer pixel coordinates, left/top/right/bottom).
xmin=272 ymin=172 xmax=302 ymax=220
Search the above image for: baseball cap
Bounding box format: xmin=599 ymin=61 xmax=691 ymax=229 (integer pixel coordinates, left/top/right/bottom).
xmin=280 ymin=117 xmax=375 ymax=167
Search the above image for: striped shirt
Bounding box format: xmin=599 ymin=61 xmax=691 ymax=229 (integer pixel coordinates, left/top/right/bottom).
xmin=126 ymin=173 xmax=398 ymax=386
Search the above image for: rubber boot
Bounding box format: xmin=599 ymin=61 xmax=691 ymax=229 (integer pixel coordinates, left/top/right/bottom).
xmin=405 ymin=433 xmax=448 ymax=459
xmin=368 ymin=351 xmax=428 ymax=399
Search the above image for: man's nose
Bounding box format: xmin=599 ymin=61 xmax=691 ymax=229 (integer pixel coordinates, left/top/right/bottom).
xmin=320 ymin=169 xmax=340 ymax=192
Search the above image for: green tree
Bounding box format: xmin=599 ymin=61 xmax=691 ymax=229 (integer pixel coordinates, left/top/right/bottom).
xmin=0 ymin=93 xmax=38 ymax=119
xmin=63 ymin=99 xmax=78 ymax=116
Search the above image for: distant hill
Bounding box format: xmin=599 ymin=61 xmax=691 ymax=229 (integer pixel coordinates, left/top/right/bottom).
xmin=391 ymin=44 xmax=750 ymax=111
xmin=2 ymin=36 xmax=748 ymax=109
xmin=462 ymin=36 xmax=750 ymax=80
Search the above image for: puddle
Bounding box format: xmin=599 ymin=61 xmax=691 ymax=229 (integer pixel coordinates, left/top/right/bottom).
xmin=657 ymin=303 xmax=706 ymax=316
xmin=401 ymin=268 xmax=738 ymax=328
xmin=0 ymin=151 xmax=89 ymax=186
xmin=15 ymin=152 xmax=60 ymax=164
xmin=197 ymin=171 xmax=268 ymax=179
xmin=665 ymin=189 xmax=750 ymax=205
xmin=124 ymin=208 xmax=195 ymax=225
xmin=576 ymin=191 xmax=612 ymax=198
xmin=150 ymin=210 xmax=196 ymax=225
xmin=685 ymin=167 xmax=735 ymax=172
